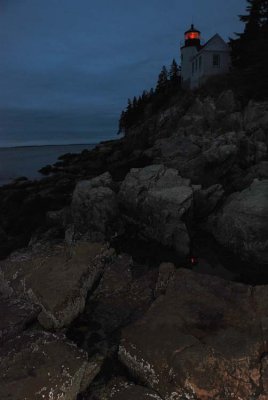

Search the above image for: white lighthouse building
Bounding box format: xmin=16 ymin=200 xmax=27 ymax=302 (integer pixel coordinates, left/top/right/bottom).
xmin=180 ymin=24 xmax=231 ymax=89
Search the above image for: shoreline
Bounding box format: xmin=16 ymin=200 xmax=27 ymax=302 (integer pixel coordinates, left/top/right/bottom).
xmin=0 ymin=142 xmax=98 ymax=150
xmin=0 ymin=143 xmax=98 ymax=187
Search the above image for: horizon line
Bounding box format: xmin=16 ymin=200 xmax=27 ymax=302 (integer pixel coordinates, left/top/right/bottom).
xmin=0 ymin=142 xmax=98 ymax=150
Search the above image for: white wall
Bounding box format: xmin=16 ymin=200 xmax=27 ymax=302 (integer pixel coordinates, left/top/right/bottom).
xmin=181 ymin=34 xmax=231 ymax=89
xmin=191 ymin=50 xmax=231 ymax=88
xmin=181 ymin=46 xmax=198 ymax=88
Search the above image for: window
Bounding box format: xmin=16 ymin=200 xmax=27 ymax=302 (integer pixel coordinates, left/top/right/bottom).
xmin=213 ymin=54 xmax=220 ymax=67
xmin=199 ymin=56 xmax=202 ymax=71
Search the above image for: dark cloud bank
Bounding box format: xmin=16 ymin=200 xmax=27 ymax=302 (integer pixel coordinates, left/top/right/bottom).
xmin=0 ymin=0 xmax=245 ymax=146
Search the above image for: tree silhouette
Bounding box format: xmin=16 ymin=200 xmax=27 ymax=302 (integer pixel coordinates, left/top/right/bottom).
xmin=169 ymin=59 xmax=181 ymax=86
xmin=230 ymin=0 xmax=268 ymax=98
xmin=156 ymin=66 xmax=169 ymax=93
xmin=118 ymin=60 xmax=183 ymax=133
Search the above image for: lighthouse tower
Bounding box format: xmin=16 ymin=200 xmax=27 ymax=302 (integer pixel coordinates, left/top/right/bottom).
xmin=180 ymin=24 xmax=201 ymax=88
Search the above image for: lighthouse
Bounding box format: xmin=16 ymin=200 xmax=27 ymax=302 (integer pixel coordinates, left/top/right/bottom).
xmin=180 ymin=24 xmax=231 ymax=89
xmin=181 ymin=24 xmax=201 ymax=88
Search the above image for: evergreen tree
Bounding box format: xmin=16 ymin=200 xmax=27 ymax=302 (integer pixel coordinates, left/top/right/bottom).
xmin=127 ymin=98 xmax=132 ymax=113
xmin=149 ymin=88 xmax=154 ymax=96
xmin=156 ymin=66 xmax=169 ymax=93
xmin=169 ymin=59 xmax=180 ymax=83
xmin=141 ymin=90 xmax=148 ymax=102
xmin=230 ymin=0 xmax=268 ymax=99
xmin=132 ymin=96 xmax=138 ymax=109
xmin=118 ymin=110 xmax=125 ymax=134
xmin=117 ymin=59 xmax=184 ymax=133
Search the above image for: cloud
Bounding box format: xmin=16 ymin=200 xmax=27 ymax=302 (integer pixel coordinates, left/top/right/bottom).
xmin=0 ymin=0 xmax=246 ymax=145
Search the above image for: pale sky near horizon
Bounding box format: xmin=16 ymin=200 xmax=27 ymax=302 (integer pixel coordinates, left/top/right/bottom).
xmin=0 ymin=0 xmax=246 ymax=146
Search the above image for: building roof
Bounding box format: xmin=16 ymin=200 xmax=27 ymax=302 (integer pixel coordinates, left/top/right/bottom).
xmin=190 ymin=34 xmax=230 ymax=60
xmin=201 ymin=34 xmax=229 ymax=52
xmin=184 ymin=24 xmax=200 ymax=34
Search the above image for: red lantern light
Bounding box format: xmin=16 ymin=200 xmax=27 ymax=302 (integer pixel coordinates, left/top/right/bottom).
xmin=185 ymin=31 xmax=200 ymax=41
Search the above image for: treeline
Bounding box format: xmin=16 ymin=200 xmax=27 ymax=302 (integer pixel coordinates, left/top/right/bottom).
xmin=118 ymin=0 xmax=268 ymax=133
xmin=118 ymin=59 xmax=181 ymax=133
xmin=230 ymin=0 xmax=268 ymax=99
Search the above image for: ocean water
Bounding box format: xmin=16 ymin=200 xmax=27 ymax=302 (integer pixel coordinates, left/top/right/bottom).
xmin=0 ymin=144 xmax=95 ymax=186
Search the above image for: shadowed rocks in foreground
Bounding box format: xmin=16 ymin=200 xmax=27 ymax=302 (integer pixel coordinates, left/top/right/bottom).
xmin=119 ymin=268 xmax=268 ymax=399
xmin=0 ymin=242 xmax=114 ymax=329
xmin=0 ymin=331 xmax=102 ymax=400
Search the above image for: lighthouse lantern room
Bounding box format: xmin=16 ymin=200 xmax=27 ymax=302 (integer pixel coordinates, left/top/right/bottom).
xmin=184 ymin=24 xmax=201 ymax=47
xmin=180 ymin=23 xmax=231 ymax=89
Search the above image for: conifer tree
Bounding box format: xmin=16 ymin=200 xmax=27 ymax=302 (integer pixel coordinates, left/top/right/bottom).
xmin=132 ymin=96 xmax=138 ymax=109
xmin=230 ymin=0 xmax=268 ymax=99
xmin=118 ymin=110 xmax=126 ymax=134
xmin=156 ymin=66 xmax=169 ymax=93
xmin=169 ymin=59 xmax=180 ymax=82
xmin=127 ymin=98 xmax=132 ymax=112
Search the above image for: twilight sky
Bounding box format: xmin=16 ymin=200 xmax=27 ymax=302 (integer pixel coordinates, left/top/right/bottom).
xmin=0 ymin=0 xmax=246 ymax=146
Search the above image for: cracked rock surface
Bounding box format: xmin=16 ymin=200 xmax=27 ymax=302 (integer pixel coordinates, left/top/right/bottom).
xmin=0 ymin=331 xmax=102 ymax=400
xmin=0 ymin=241 xmax=113 ymax=329
xmin=0 ymin=296 xmax=41 ymax=344
xmin=119 ymin=165 xmax=193 ymax=257
xmin=119 ymin=268 xmax=268 ymax=400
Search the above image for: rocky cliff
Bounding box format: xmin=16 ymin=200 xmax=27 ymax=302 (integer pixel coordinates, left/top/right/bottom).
xmin=0 ymin=89 xmax=268 ymax=399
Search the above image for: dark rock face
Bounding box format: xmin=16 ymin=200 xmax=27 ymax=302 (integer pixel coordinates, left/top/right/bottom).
xmin=102 ymin=378 xmax=164 ymax=399
xmin=193 ymin=184 xmax=225 ymax=220
xmin=208 ymin=179 xmax=268 ymax=265
xmin=69 ymin=172 xmax=120 ymax=243
xmin=0 ymin=89 xmax=267 ymax=399
xmin=0 ymin=296 xmax=41 ymax=344
xmin=119 ymin=165 xmax=193 ymax=257
xmin=89 ymin=254 xmax=157 ymax=334
xmin=0 ymin=331 xmax=101 ymax=400
xmin=0 ymin=139 xmax=150 ymax=260
xmin=119 ymin=269 xmax=268 ymax=400
xmin=143 ymin=93 xmax=267 ymax=191
xmin=0 ymin=242 xmax=113 ymax=329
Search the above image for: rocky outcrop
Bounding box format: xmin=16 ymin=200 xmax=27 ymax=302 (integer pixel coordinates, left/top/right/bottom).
xmin=0 ymin=296 xmax=41 ymax=344
xmin=68 ymin=172 xmax=119 ymax=243
xmin=102 ymin=378 xmax=163 ymax=399
xmin=119 ymin=165 xmax=193 ymax=257
xmin=154 ymin=262 xmax=176 ymax=297
xmin=119 ymin=268 xmax=268 ymax=400
xmin=0 ymin=89 xmax=267 ymax=399
xmin=208 ymin=179 xmax=268 ymax=265
xmin=89 ymin=254 xmax=156 ymax=334
xmin=244 ymin=100 xmax=268 ymax=134
xmin=143 ymin=91 xmax=267 ymax=189
xmin=193 ymin=184 xmax=225 ymax=220
xmin=0 ymin=241 xmax=113 ymax=329
xmin=0 ymin=331 xmax=102 ymax=400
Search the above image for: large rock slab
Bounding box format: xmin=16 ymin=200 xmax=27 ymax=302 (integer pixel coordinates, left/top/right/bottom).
xmin=209 ymin=179 xmax=268 ymax=265
xmin=89 ymin=254 xmax=156 ymax=334
xmin=119 ymin=269 xmax=268 ymax=399
xmin=0 ymin=242 xmax=113 ymax=329
xmin=104 ymin=378 xmax=163 ymax=400
xmin=69 ymin=172 xmax=119 ymax=242
xmin=244 ymin=100 xmax=268 ymax=133
xmin=119 ymin=165 xmax=193 ymax=257
xmin=149 ymin=130 xmax=239 ymax=186
xmin=0 ymin=296 xmax=41 ymax=344
xmin=89 ymin=377 xmax=163 ymax=400
xmin=0 ymin=331 xmax=101 ymax=400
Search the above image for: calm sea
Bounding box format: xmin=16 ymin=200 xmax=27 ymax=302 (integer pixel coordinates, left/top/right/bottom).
xmin=0 ymin=144 xmax=95 ymax=186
